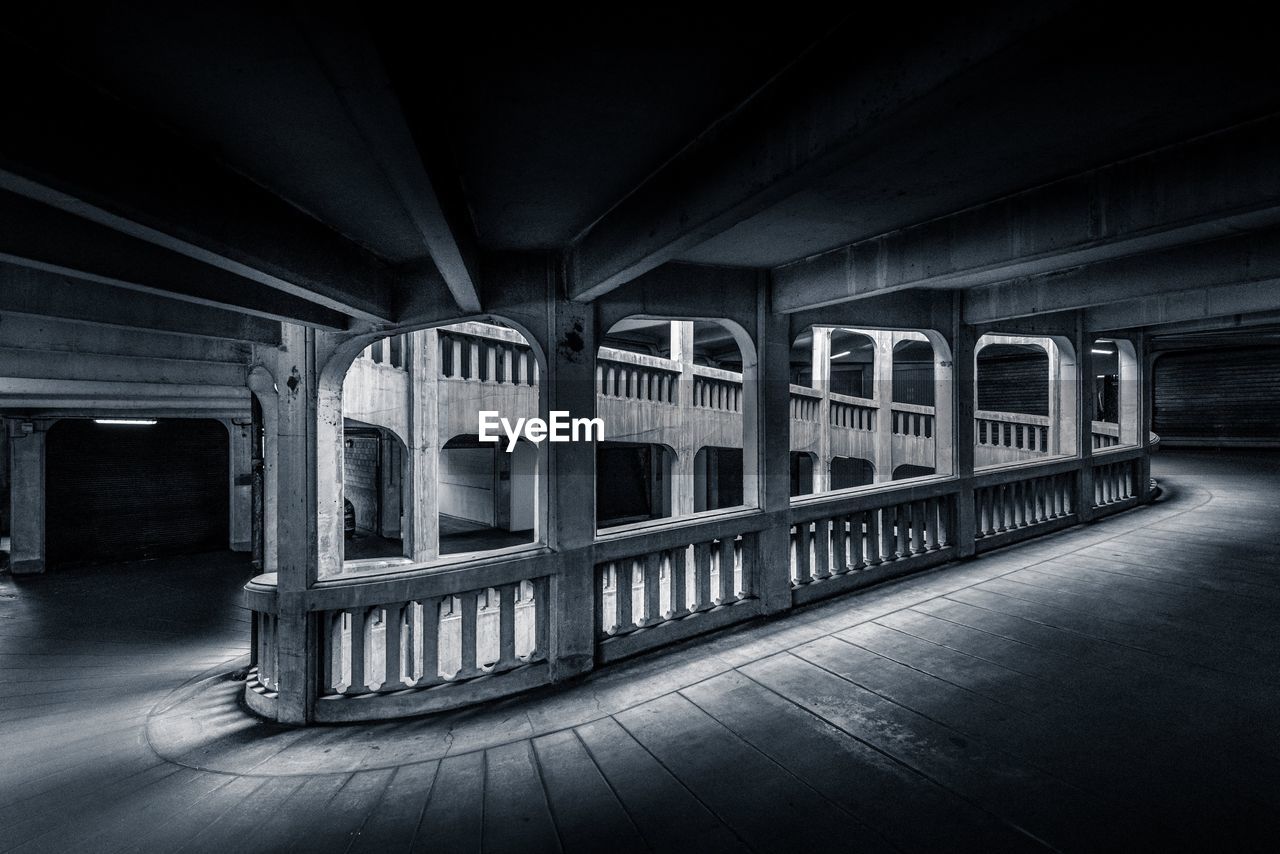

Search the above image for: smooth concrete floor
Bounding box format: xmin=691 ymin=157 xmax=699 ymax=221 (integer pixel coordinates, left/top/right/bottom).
xmin=2 ymin=450 xmax=1279 ymax=852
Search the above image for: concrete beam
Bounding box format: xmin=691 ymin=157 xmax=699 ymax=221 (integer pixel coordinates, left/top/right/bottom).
xmin=0 ymin=37 xmax=398 ymax=323
xmin=964 ymin=227 xmax=1280 ymax=325
xmin=0 ymin=191 xmax=349 ymax=329
xmin=774 ymin=115 xmax=1280 ymax=313
xmin=0 ymin=263 xmax=282 ymax=344
xmin=566 ymin=7 xmax=1060 ymax=301
xmin=298 ymin=17 xmax=482 ymax=313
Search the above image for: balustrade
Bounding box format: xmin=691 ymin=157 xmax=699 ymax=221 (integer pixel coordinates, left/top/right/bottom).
xmin=692 ymin=368 xmax=742 ymax=413
xmin=1093 ymin=456 xmax=1139 ymax=508
xmin=974 ymin=469 xmax=1074 ymax=544
xmin=829 ymin=395 xmax=876 ymax=430
xmin=891 ymin=403 xmax=935 ymax=438
xmin=790 ymin=385 xmax=821 ymax=421
xmin=594 ymin=524 xmax=761 ymax=663
xmin=438 ymin=329 xmax=539 ymax=386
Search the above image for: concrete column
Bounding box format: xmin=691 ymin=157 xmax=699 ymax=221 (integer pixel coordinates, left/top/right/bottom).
xmin=549 ymin=294 xmax=597 ymax=681
xmin=228 ymin=418 xmax=253 ymax=552
xmin=812 ymin=327 xmax=832 ymax=493
xmin=672 ymin=448 xmax=696 ymax=516
xmin=872 ymin=331 xmax=895 ymax=483
xmin=1116 ymin=337 xmax=1141 ymax=446
xmin=273 ymin=322 xmax=320 ymax=724
xmin=1074 ymin=318 xmax=1096 ymax=522
xmin=953 ymin=300 xmax=978 ymax=557
xmin=405 ymin=328 xmax=439 ymax=562
xmin=7 ymin=420 xmax=46 ymax=575
xmin=672 ymin=320 xmax=697 ymax=513
xmin=756 ymin=276 xmax=794 ymax=614
xmin=1136 ymin=333 xmax=1153 ymax=500
xmin=247 ymin=366 xmax=279 ymax=574
xmin=378 ymin=433 xmax=404 ymax=539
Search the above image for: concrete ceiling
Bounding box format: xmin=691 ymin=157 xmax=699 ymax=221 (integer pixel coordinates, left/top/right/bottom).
xmin=1 ymin=4 xmax=1278 ymax=337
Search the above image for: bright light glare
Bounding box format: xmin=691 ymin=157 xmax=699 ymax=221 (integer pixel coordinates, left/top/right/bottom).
xmin=830 ymin=350 xmax=851 ymax=359
xmin=94 ymin=418 xmax=158 ymax=426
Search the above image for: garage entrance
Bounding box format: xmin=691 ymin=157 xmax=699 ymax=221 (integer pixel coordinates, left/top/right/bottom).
xmin=46 ymin=418 xmax=229 ymax=567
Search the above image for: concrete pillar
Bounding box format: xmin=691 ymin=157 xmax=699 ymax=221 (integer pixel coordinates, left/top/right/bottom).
xmin=1115 ymin=338 xmax=1141 ymax=446
xmin=405 ymin=328 xmax=439 ymax=562
xmin=953 ymin=313 xmax=979 ymax=558
xmin=549 ymin=294 xmax=597 ymax=681
xmin=756 ymin=278 xmax=794 ymax=614
xmin=247 ymin=366 xmax=279 ymax=574
xmin=1073 ymin=318 xmax=1096 ymax=522
xmin=378 ymin=433 xmax=404 ymax=540
xmin=272 ymin=322 xmax=320 ymax=724
xmin=671 ymin=321 xmax=698 ymax=512
xmin=812 ymin=327 xmax=832 ymax=493
xmin=228 ymin=418 xmax=253 ymax=552
xmin=872 ymin=331 xmax=895 ymax=482
xmin=7 ymin=420 xmax=46 ymax=575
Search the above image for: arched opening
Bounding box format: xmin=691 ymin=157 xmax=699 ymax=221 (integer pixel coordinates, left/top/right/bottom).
xmin=830 ymin=456 xmax=874 ymax=490
xmin=892 ymin=340 xmax=935 ymax=406
xmin=342 ymin=420 xmax=409 ymax=561
xmin=1092 ymin=337 xmax=1139 ymax=448
xmin=790 ymin=451 xmax=817 ymax=497
xmin=596 ymin=441 xmax=675 ymax=529
xmin=975 ymin=334 xmax=1078 ymax=468
xmin=790 ymin=326 xmax=952 ymax=498
xmin=326 ymin=319 xmax=547 ymax=576
xmin=438 ymin=435 xmax=537 ymax=554
xmin=597 ymin=317 xmax=753 ymax=530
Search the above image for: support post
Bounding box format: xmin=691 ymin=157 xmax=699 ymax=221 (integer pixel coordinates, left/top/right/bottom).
xmin=757 ymin=274 xmax=795 ymax=613
xmin=953 ymin=307 xmax=978 ymax=558
xmin=7 ymin=420 xmax=46 ymax=575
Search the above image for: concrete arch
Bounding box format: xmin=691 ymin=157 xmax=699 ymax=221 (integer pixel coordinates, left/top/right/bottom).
xmin=315 ymin=317 xmax=549 ymax=578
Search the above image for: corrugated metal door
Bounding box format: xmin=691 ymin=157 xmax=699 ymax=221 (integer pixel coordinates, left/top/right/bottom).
xmin=46 ymin=419 xmax=229 ymax=567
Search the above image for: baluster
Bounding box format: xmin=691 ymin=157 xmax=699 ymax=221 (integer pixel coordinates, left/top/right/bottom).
xmin=936 ymin=496 xmax=952 ymax=547
xmin=346 ymin=608 xmax=368 ymax=695
xmin=896 ymin=502 xmax=910 ymax=557
xmin=668 ymin=546 xmax=688 ymax=617
xmin=850 ymin=512 xmax=866 ymax=568
xmin=467 ymin=340 xmax=480 ymax=380
xmin=864 ymin=510 xmax=882 ymax=566
xmin=384 ymin=602 xmax=405 ymax=690
xmin=794 ymin=522 xmax=812 ymax=584
xmin=595 ymin=364 xmax=604 ymax=395
xmin=880 ymin=506 xmax=897 ymax=561
xmin=694 ymin=542 xmax=713 ymax=610
xmin=812 ymin=518 xmax=831 ymax=580
xmin=911 ymin=500 xmax=926 ymax=554
xmin=832 ymin=515 xmax=848 ymax=574
xmin=719 ymin=537 xmax=737 ymax=603
xmin=323 ymin=612 xmax=344 ymax=693
xmin=412 ymin=598 xmax=441 ymax=685
xmin=643 ymin=552 xmax=662 ymax=626
xmin=450 ymin=337 xmax=463 ymax=378
xmin=533 ymin=577 xmax=550 ymax=659
xmin=595 ymin=564 xmax=608 ymax=638
xmin=738 ymin=535 xmax=755 ymax=598
xmin=615 ymin=559 xmax=634 ymax=630
xmin=498 ymin=584 xmax=519 ymax=669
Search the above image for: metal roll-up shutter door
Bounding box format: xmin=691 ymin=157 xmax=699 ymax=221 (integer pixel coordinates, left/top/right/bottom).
xmin=1154 ymin=347 xmax=1280 ymax=443
xmin=46 ymin=419 xmax=229 ymax=567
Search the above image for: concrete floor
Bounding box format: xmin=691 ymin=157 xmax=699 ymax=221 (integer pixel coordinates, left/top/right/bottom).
xmin=2 ymin=450 xmax=1279 ymax=852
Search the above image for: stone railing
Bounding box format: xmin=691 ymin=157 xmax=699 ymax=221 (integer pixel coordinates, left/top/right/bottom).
xmin=891 ymin=402 xmax=935 ymax=438
xmin=789 ymin=384 xmax=821 ymax=421
xmin=829 ymin=393 xmax=876 ymax=431
xmin=1091 ymin=420 xmax=1121 ymax=449
xmin=245 ymin=439 xmax=1157 ymax=725
xmin=438 ymin=325 xmax=539 ymax=386
xmin=596 ymin=348 xmax=681 ymax=404
xmin=788 ymin=480 xmax=959 ymax=605
xmin=691 ymin=364 xmax=743 ymax=413
xmin=593 ymin=514 xmax=766 ymax=664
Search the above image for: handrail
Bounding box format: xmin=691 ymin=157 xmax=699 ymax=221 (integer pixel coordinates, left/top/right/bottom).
xmin=597 ymin=347 xmax=681 ymax=372
xmin=976 ymin=409 xmax=1050 ymax=425
xmin=890 ymin=401 xmax=935 ymax=415
xmin=691 ymin=363 xmax=744 ymax=383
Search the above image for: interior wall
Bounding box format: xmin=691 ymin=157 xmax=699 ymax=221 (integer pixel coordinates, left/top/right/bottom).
xmin=977 ymin=351 xmax=1050 ymax=415
xmin=439 ymin=447 xmax=496 ymax=525
xmin=343 ymin=434 xmax=380 ymax=532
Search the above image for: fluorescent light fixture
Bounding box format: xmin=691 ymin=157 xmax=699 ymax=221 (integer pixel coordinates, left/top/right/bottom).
xmin=94 ymin=418 xmax=157 ymax=426
xmin=830 ymin=350 xmax=851 ymax=359
xmin=1091 ymin=347 xmax=1113 ymax=354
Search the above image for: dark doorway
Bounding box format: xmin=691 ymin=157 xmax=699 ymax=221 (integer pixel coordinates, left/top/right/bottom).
xmin=46 ymin=419 xmax=229 ymax=567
